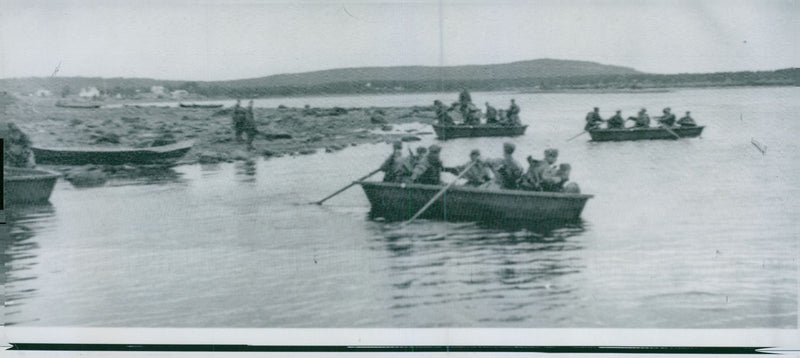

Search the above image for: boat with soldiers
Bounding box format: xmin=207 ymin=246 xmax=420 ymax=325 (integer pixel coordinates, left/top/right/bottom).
xmin=179 ymin=103 xmax=224 ymax=108
xmin=588 ymin=126 xmax=704 ymax=141
xmin=31 ymin=140 xmax=193 ymax=165
xmin=357 ymin=181 xmax=592 ymax=223
xmin=431 ymin=123 xmax=528 ymax=140
xmin=4 ymin=167 xmax=60 ymax=204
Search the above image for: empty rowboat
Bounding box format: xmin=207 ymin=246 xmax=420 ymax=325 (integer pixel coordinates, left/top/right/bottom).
xmin=31 ymin=141 xmax=193 ymax=165
xmin=4 ymin=167 xmax=60 ymax=204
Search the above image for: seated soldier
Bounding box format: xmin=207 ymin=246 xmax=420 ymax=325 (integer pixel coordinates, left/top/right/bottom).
xmin=607 ymin=110 xmax=625 ymax=129
xmin=485 ymin=102 xmax=498 ymax=124
xmin=395 ymin=146 xmax=427 ymax=182
xmin=628 ymin=108 xmax=650 ymax=128
xmin=584 ymin=107 xmax=604 ymax=130
xmin=519 ymin=148 xmax=559 ymax=191
xmin=379 ymin=141 xmax=403 ymax=182
xmin=444 ymin=149 xmax=492 ymax=186
xmin=540 ymin=163 xmax=571 ymax=192
xmin=677 ymin=111 xmax=697 ymax=127
xmin=658 ymin=107 xmax=676 ymax=126
xmin=486 ymin=142 xmax=524 ymax=189
xmin=409 ymin=145 xmax=444 ymax=185
xmin=463 ymin=103 xmax=482 ymax=125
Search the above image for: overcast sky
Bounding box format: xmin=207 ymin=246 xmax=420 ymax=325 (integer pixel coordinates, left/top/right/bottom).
xmin=0 ymin=0 xmax=797 ymax=81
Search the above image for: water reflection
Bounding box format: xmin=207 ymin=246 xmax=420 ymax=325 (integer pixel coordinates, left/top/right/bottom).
xmin=369 ymin=219 xmax=586 ymax=325
xmin=234 ymin=159 xmax=257 ymax=182
xmin=3 ymin=203 xmax=55 ymax=325
xmin=106 ymin=165 xmax=186 ymax=186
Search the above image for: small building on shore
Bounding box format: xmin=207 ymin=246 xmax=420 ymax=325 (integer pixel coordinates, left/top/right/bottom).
xmin=79 ymin=87 xmax=100 ymax=98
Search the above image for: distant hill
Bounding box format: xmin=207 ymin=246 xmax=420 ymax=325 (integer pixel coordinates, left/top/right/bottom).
xmin=221 ymin=59 xmax=641 ymax=88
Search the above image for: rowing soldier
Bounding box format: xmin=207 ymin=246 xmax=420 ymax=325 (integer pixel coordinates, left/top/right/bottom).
xmin=506 ymin=99 xmax=521 ymax=125
xmin=434 ymin=100 xmax=455 ymax=125
xmin=607 ymin=110 xmax=625 ymax=129
xmin=677 ymin=111 xmax=697 ymax=127
xmin=584 ymin=107 xmax=604 ymax=130
xmin=628 ymin=108 xmax=650 ymax=128
xmin=520 ymin=148 xmax=559 ymax=191
xmin=410 ymin=144 xmax=444 ymax=185
xmin=379 ymin=141 xmax=404 ymax=182
xmin=445 ymin=149 xmax=493 ymax=187
xmin=658 ymin=107 xmax=676 ymax=127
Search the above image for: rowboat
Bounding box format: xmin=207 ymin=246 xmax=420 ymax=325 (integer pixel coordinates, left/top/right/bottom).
xmin=4 ymin=167 xmax=60 ymax=204
xmin=432 ymin=123 xmax=528 ymax=140
xmin=357 ymin=181 xmax=592 ymax=223
xmin=588 ymin=126 xmax=704 ymax=141
xmin=55 ymin=101 xmax=101 ymax=109
xmin=179 ymin=103 xmax=223 ymax=108
xmin=31 ymin=141 xmax=193 ymax=165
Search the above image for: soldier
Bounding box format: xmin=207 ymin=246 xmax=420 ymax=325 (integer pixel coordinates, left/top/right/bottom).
xmin=395 ymin=146 xmax=427 ymax=182
xmin=607 ymin=110 xmax=625 ymax=129
xmin=464 ymin=103 xmax=482 ymax=125
xmin=520 ymin=148 xmax=559 ymax=191
xmin=243 ymin=100 xmax=258 ymax=149
xmin=434 ymin=100 xmax=454 ymax=125
xmin=444 ymin=149 xmax=493 ymax=187
xmin=541 ymin=163 xmax=571 ymax=192
xmin=584 ymin=107 xmax=604 ymax=130
xmin=379 ymin=141 xmax=404 ymax=182
xmin=486 ymin=142 xmax=524 ymax=189
xmin=677 ymin=111 xmax=697 ymax=127
xmin=658 ymin=107 xmax=676 ymax=127
xmin=231 ymin=99 xmax=248 ymax=142
xmin=628 ymin=108 xmax=650 ymax=128
xmin=506 ymin=99 xmax=521 ymax=125
xmin=410 ymin=144 xmax=444 ymax=185
xmin=485 ymin=102 xmax=498 ymax=124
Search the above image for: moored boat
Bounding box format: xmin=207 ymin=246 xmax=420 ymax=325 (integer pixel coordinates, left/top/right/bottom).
xmin=179 ymin=103 xmax=224 ymax=108
xmin=55 ymin=101 xmax=101 ymax=109
xmin=4 ymin=167 xmax=60 ymax=204
xmin=432 ymin=123 xmax=528 ymax=140
xmin=588 ymin=126 xmax=704 ymax=141
xmin=358 ymin=181 xmax=592 ymax=223
xmin=31 ymin=141 xmax=193 ymax=165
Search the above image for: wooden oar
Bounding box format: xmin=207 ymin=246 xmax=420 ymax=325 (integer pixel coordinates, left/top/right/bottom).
xmin=566 ymin=130 xmax=588 ymax=142
xmin=312 ymin=168 xmax=382 ymax=205
xmin=660 ymin=125 xmax=681 ymax=139
xmin=403 ymin=160 xmax=478 ymax=226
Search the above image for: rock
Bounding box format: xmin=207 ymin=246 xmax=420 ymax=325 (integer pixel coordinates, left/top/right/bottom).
xmin=198 ymin=152 xmax=222 ymax=164
xmin=307 ymin=135 xmax=323 ymax=142
xmin=65 ymin=167 xmax=108 ymax=187
xmin=325 ymin=147 xmax=333 ymax=153
xmin=370 ymin=114 xmax=387 ymax=124
xmin=277 ymin=104 xmax=287 ymax=110
xmin=91 ymin=132 xmax=120 ymax=144
xmin=69 ymin=118 xmax=83 ymax=126
xmin=231 ymin=150 xmax=250 ymax=161
xmin=298 ymin=149 xmax=316 ymax=155
xmin=121 ymin=116 xmax=140 ymax=123
xmin=401 ymin=135 xmax=422 ymax=142
xmin=261 ymin=133 xmax=292 ymax=140
xmin=262 ymin=149 xmax=276 ymax=157
xmin=381 ymin=124 xmax=394 ymax=131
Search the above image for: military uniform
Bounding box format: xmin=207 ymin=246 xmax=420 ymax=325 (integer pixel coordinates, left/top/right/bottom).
xmin=410 ymin=155 xmax=444 ymax=185
xmin=677 ymin=113 xmax=696 ymax=127
xmin=485 ymin=104 xmax=498 ymax=123
xmin=507 ymin=101 xmax=521 ymax=125
xmin=607 ymin=113 xmax=625 ymax=129
xmin=380 ymin=149 xmax=403 ymax=182
xmin=232 ymin=104 xmax=248 ymax=141
xmin=448 ymin=160 xmax=492 ymax=186
xmin=584 ymin=110 xmax=604 ymax=130
xmin=487 ymin=155 xmax=523 ymax=189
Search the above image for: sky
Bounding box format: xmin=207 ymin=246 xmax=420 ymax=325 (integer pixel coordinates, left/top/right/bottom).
xmin=0 ymin=0 xmax=797 ymax=81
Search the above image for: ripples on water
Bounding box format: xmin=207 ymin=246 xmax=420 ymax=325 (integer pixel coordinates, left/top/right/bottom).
xmin=3 ymin=87 xmax=798 ymax=328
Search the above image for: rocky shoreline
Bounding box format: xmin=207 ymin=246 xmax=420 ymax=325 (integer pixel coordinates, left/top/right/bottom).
xmin=3 ymin=95 xmax=439 ymax=185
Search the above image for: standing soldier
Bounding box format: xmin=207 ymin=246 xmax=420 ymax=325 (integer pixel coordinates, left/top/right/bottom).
xmin=506 ymin=99 xmax=521 ymax=125
xmin=232 ymin=99 xmax=247 ymax=142
xmin=379 ymin=141 xmax=404 ymax=182
xmin=485 ymin=102 xmax=498 ymax=124
xmin=243 ymin=100 xmax=258 ymax=149
xmin=434 ymin=100 xmax=454 ymax=125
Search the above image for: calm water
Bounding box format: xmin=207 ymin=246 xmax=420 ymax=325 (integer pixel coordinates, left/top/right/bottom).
xmin=4 ymin=87 xmax=798 ymax=328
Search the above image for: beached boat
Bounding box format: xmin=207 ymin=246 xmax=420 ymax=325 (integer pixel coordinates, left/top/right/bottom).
xmin=31 ymin=141 xmax=193 ymax=165
xmin=358 ymin=181 xmax=592 ymax=223
xmin=432 ymin=123 xmax=528 ymax=140
xmin=179 ymin=103 xmax=223 ymax=109
xmin=588 ymin=126 xmax=704 ymax=141
xmin=4 ymin=167 xmax=60 ymax=204
xmin=55 ymin=101 xmax=101 ymax=109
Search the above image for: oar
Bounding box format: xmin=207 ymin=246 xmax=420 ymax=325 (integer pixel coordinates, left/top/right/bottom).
xmin=312 ymin=168 xmax=382 ymax=205
xmin=660 ymin=125 xmax=681 ymax=139
xmin=402 ymin=160 xmax=478 ymax=226
xmin=566 ymin=130 xmax=588 ymax=142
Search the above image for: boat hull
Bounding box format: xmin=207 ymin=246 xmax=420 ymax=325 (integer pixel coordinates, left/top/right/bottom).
xmin=358 ymin=181 xmax=592 ymax=223
xmin=4 ymin=167 xmax=60 ymax=204
xmin=55 ymin=102 xmax=101 ymax=109
xmin=179 ymin=103 xmax=223 ymax=108
xmin=31 ymin=141 xmax=193 ymax=165
xmin=589 ymin=126 xmax=704 ymax=141
xmin=432 ymin=124 xmax=527 ymax=140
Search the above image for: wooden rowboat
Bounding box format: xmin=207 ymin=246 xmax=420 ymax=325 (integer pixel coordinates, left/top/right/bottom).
xmin=432 ymin=123 xmax=528 ymax=140
xmin=589 ymin=126 xmax=704 ymax=141
xmin=55 ymin=102 xmax=101 ymax=109
xmin=4 ymin=167 xmax=60 ymax=204
xmin=31 ymin=141 xmax=193 ymax=165
xmin=358 ymin=181 xmax=592 ymax=223
xmin=179 ymin=103 xmax=223 ymax=109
